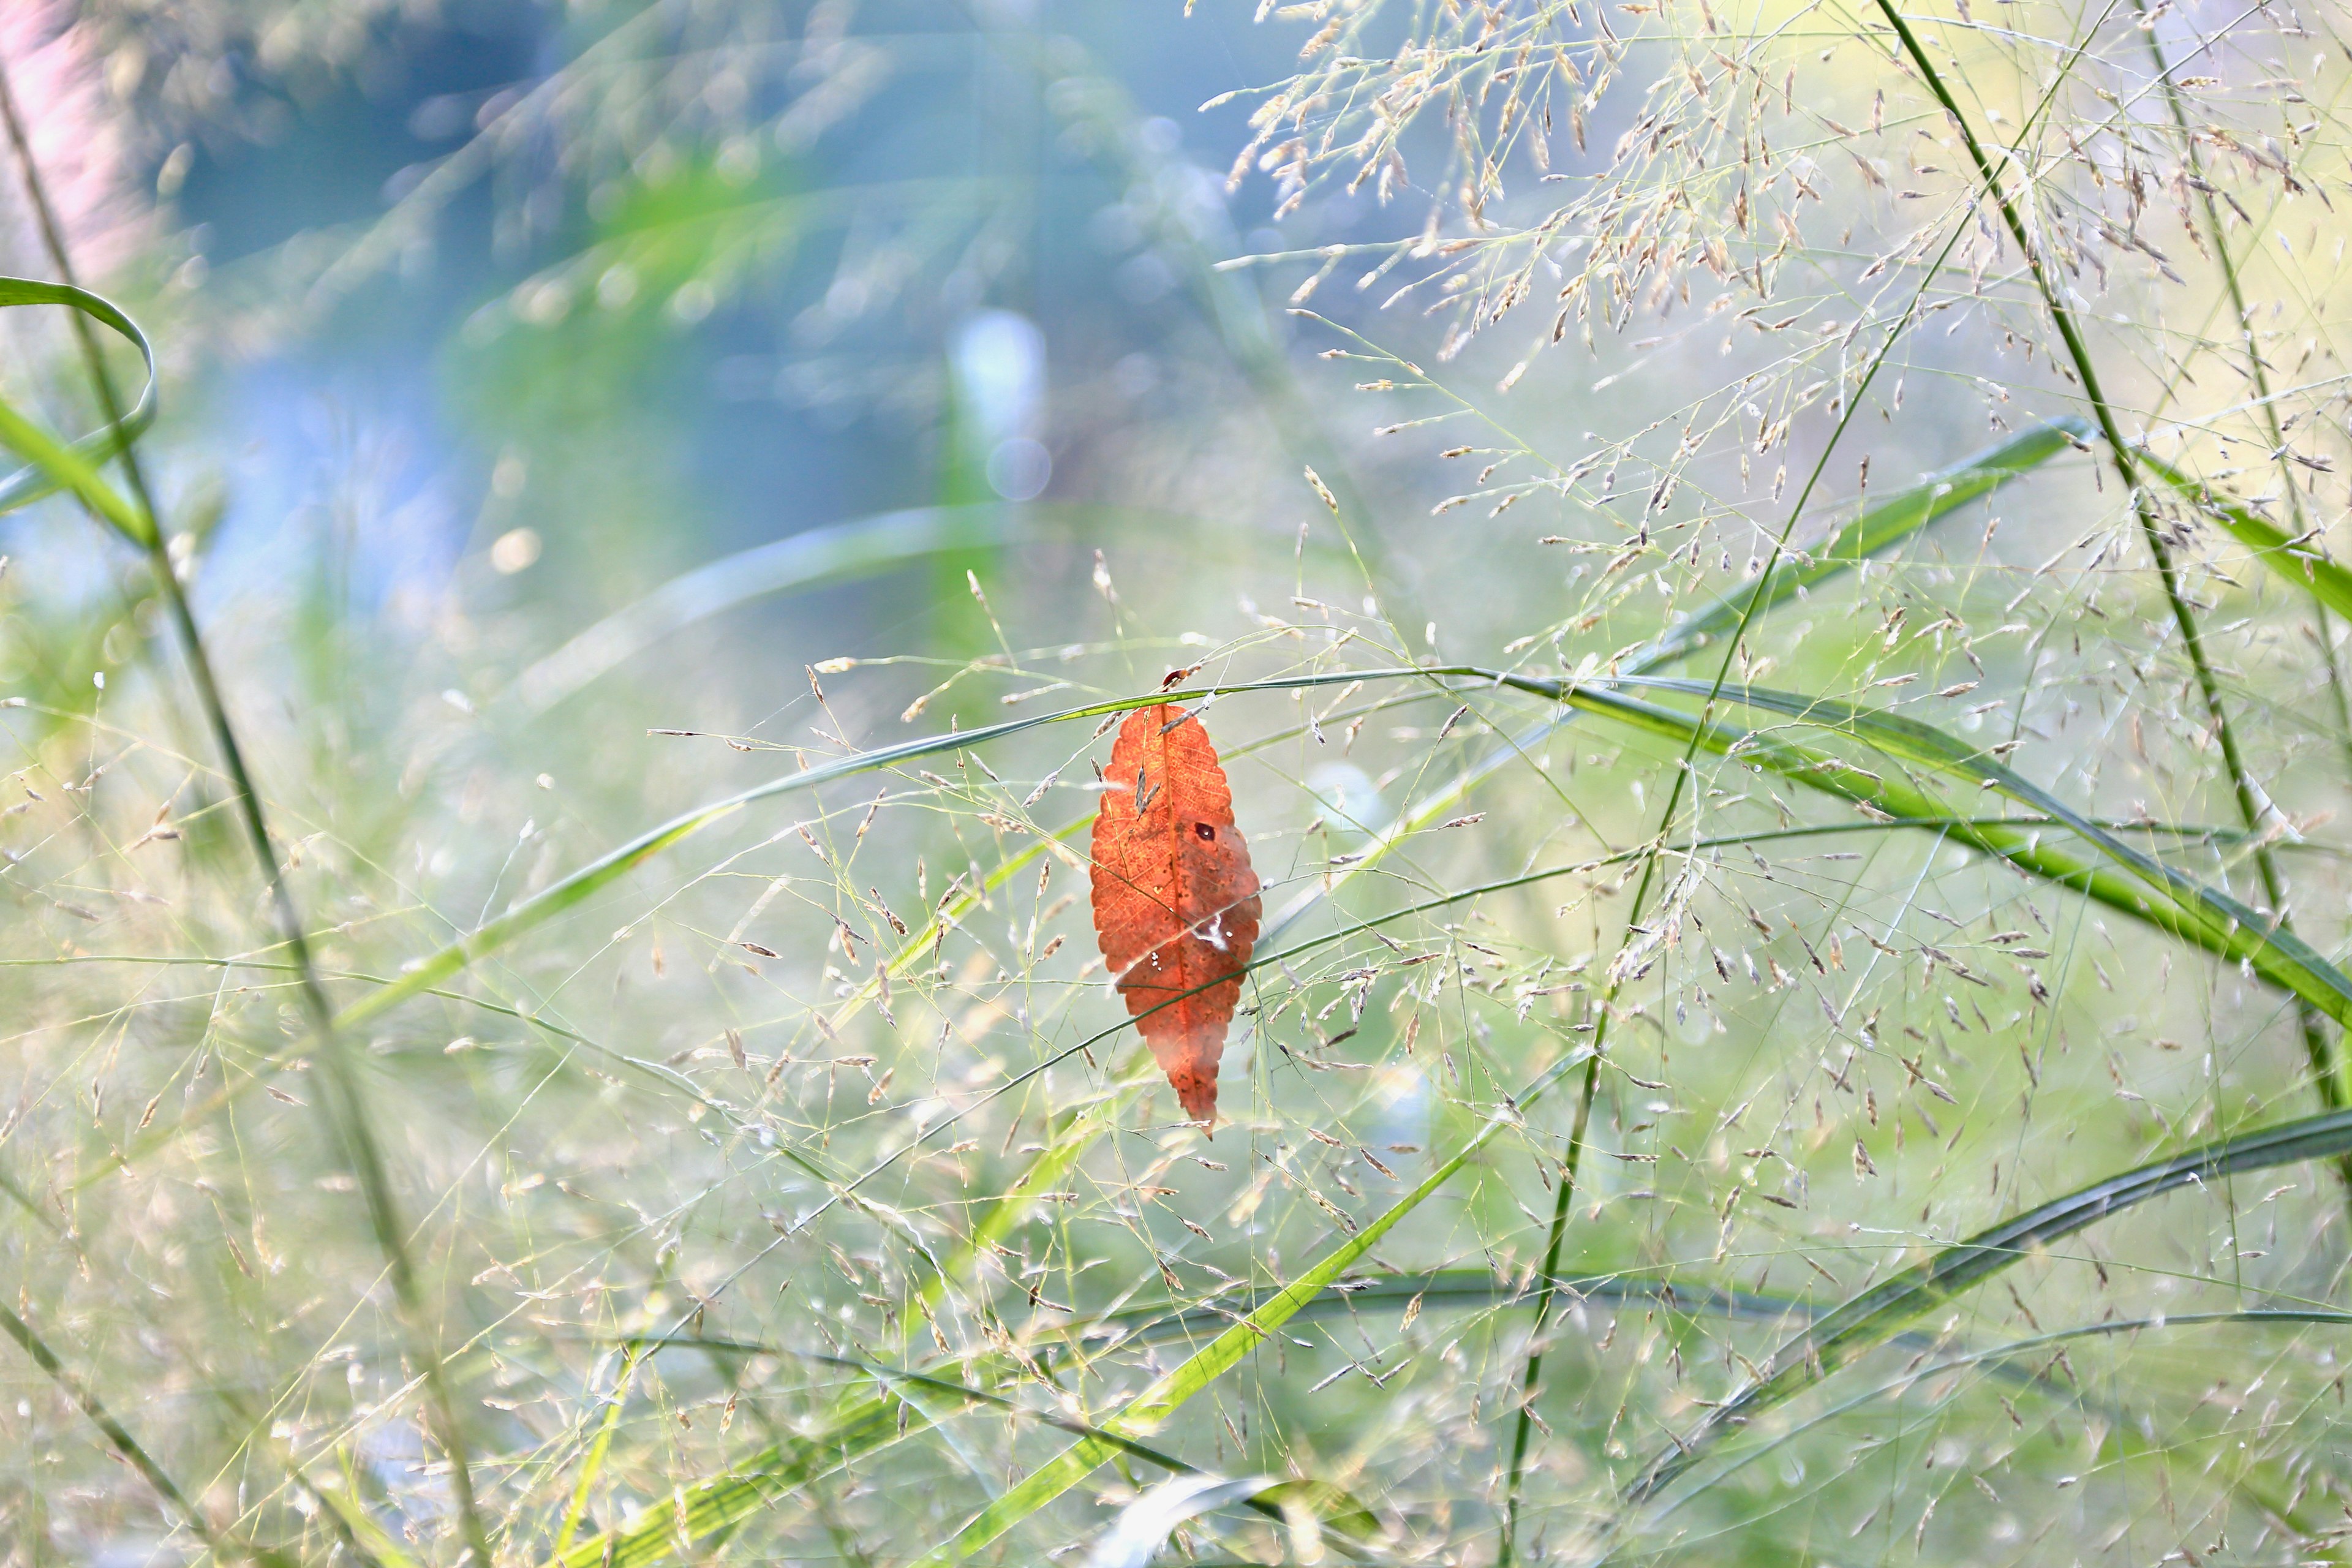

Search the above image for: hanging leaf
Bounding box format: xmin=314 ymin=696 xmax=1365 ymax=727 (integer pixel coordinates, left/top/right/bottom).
xmin=1090 ymin=703 xmax=1261 ymax=1129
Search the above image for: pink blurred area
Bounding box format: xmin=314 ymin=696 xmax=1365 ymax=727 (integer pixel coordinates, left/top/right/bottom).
xmin=0 ymin=0 xmax=146 ymax=280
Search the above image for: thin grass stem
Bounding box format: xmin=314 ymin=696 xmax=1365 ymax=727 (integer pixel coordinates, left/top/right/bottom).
xmin=1496 ymin=184 xmax=1981 ymax=1568
xmin=1866 ymin=0 xmax=2352 ymax=1200
xmin=0 ymin=1300 xmax=288 ymax=1567
xmin=2132 ymin=0 xmax=2352 ymax=1189
xmin=0 ymin=63 xmax=494 ymax=1568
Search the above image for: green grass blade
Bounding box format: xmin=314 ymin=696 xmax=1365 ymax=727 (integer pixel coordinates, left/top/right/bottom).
xmin=1639 ymin=418 xmax=2091 ymax=668
xmin=559 ymin=1393 xmax=903 ymax=1568
xmin=1083 ymin=1473 xmax=1283 ymax=1568
xmin=302 ymin=1450 xmax=424 ymax=1568
xmin=1535 ymin=677 xmax=2348 ymax=1023
xmin=0 ymin=388 xmax=151 ymax=545
xmin=1624 ymin=677 xmax=2352 ymax=1024
xmin=913 ymin=1046 xmax=1596 ymax=1564
xmin=1683 ymin=1308 xmax=2352 ymax=1488
xmin=1626 ymin=1105 xmax=2352 ymax=1502
xmin=2135 ymin=446 xmax=2352 ymax=622
xmin=551 ymin=1344 xmax=644 ymax=1556
xmin=553 ymin=1343 xmax=1292 ymax=1567
xmin=0 ymin=276 xmax=158 ymax=524
xmin=1098 ymin=1268 xmax=1822 ymax=1346
xmin=508 ymin=502 xmax=1317 ymax=713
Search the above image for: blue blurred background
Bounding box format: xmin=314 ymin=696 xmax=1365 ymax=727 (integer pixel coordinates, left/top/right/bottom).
xmin=138 ymin=2 xmax=1398 ymax=696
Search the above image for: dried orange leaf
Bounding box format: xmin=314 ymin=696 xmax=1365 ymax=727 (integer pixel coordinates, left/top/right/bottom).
xmin=1089 ymin=704 xmax=1261 ymax=1129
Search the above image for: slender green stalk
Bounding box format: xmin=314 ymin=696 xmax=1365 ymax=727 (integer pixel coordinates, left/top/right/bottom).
xmin=0 ymin=64 xmax=493 ymax=1568
xmin=2136 ymin=448 xmax=2352 ymax=621
xmin=908 ymin=1042 xmax=1600 ymax=1566
xmin=1496 ymin=180 xmax=1984 ymax=1566
xmin=1866 ymin=0 xmax=2351 ymax=1156
xmin=2128 ymin=0 xmax=2352 ymax=1194
xmin=1627 ymin=1103 xmax=2352 ymax=1501
xmin=0 ymin=1301 xmax=289 ymax=1567
xmin=1494 ymin=1040 xmax=1603 ymax=1561
xmin=552 ymin=1344 xmax=643 ymax=1556
xmin=2131 ymin=0 xmax=2352 ymax=780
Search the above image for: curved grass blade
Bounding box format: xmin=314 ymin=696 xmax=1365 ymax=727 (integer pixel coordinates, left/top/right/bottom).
xmin=1253 ymin=1480 xmax=1382 ymax=1545
xmin=1080 ymin=1472 xmax=1281 ymax=1568
xmin=1621 ymin=676 xmax=2352 ymax=1029
xmin=1461 ymin=669 xmax=2350 ymax=1039
xmin=1268 ymin=421 xmax=2086 ymax=941
xmin=550 ymin=1344 xmax=644 ymax=1556
xmin=554 ymin=1388 xmax=911 ymax=1568
xmin=911 ymin=1045 xmax=1596 ymax=1565
xmin=0 ymin=276 xmax=159 ymax=526
xmin=1637 ymin=418 xmax=2093 ymax=669
xmin=1536 ymin=678 xmax=2352 ymax=1030
xmin=1626 ymin=1105 xmax=2352 ymax=1503
xmin=508 ymin=502 xmax=1328 ymax=713
xmin=1096 ymin=1268 xmax=1820 ymax=1349
xmin=293 ymin=1449 xmax=421 ymax=1568
xmin=552 ymin=1341 xmax=1362 ymax=1567
xmin=1094 ymin=1267 xmax=2117 ymax=1450
xmin=2135 ymin=445 xmax=2352 ymax=624
xmin=1662 ymin=1308 xmax=2352 ymax=1531
xmin=0 ymin=386 xmax=149 ymax=545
